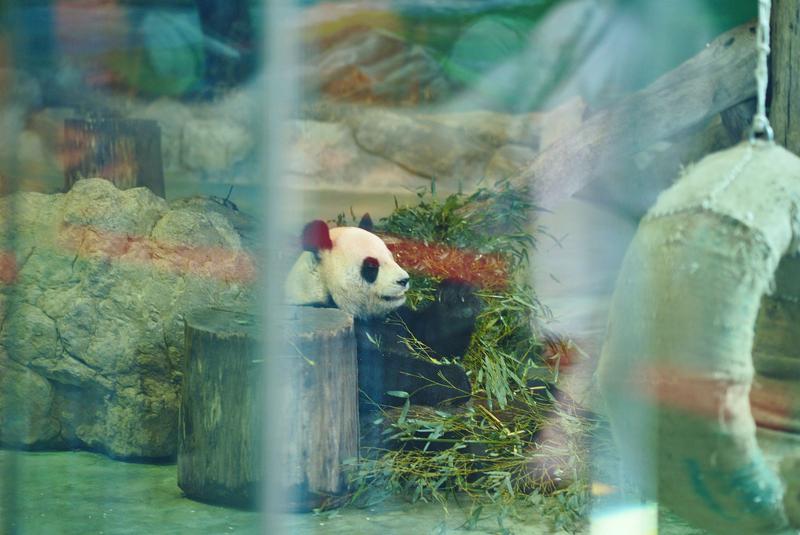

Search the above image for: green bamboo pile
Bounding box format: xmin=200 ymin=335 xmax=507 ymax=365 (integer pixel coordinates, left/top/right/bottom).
xmin=336 ymin=182 xmax=592 ymax=534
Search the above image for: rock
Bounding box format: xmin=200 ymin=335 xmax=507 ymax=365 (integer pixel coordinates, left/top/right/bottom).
xmin=169 ymin=196 xmax=258 ymax=250
xmin=135 ymin=78 xmax=261 ymax=177
xmin=28 ymin=107 xmax=75 ymax=152
xmin=2 ymin=108 xmax=73 ymax=193
xmin=200 ymin=84 xmax=261 ymax=133
xmin=15 ymin=130 xmax=62 ymax=189
xmin=0 ymin=353 xmax=60 ymax=448
xmin=286 ymin=119 xmax=427 ymax=191
xmin=445 ymin=15 xmax=533 ymax=89
xmin=0 ymin=190 xmax=64 ymax=254
xmin=0 ymin=178 xmax=255 ymax=458
xmin=539 ymin=96 xmax=585 ymax=149
xmin=292 ymin=103 xmax=588 ymax=191
xmin=181 ymin=118 xmax=255 ymax=173
xmin=350 ymin=108 xmax=496 ymax=186
xmin=0 ymin=107 xmax=27 ymax=180
xmin=0 ymin=70 xmax=46 ymax=187
xmin=63 ymin=177 xmax=168 ymax=233
xmin=139 ymin=98 xmax=194 ymax=172
xmin=304 ymin=28 xmax=449 ymax=105
xmin=17 ymin=112 xmax=82 ymax=191
xmin=420 ymin=110 xmax=542 ymax=148
xmin=485 ymin=144 xmax=537 ymax=182
xmin=151 ymin=209 xmax=241 ymax=250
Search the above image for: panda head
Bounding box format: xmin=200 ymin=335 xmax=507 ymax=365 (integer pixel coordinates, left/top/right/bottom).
xmin=285 ymin=216 xmax=410 ymax=319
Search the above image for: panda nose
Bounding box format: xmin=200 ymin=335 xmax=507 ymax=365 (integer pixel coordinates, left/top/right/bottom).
xmin=397 ymin=277 xmax=410 ymax=288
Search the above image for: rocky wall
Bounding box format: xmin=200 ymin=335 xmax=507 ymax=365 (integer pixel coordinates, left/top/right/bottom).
xmin=0 ymin=178 xmax=255 ymax=459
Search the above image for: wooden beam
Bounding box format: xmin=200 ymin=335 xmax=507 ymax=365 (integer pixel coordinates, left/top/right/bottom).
xmin=720 ymin=98 xmax=757 ymax=142
xmin=63 ymin=118 xmax=165 ymax=197
xmin=770 ymin=0 xmax=800 ymax=153
xmin=511 ymin=23 xmax=758 ymax=210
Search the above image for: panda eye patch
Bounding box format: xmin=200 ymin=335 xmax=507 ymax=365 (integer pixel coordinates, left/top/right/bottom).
xmin=361 ymin=257 xmax=380 ymax=283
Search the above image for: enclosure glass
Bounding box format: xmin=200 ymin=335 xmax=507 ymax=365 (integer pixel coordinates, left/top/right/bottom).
xmin=4 ymin=1 xmax=794 ymax=534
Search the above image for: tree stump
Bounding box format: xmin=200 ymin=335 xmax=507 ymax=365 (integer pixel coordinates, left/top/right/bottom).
xmin=276 ymin=306 xmax=359 ymax=511
xmin=178 ymin=309 xmax=263 ymax=508
xmin=63 ymin=117 xmax=165 ymax=197
xmin=177 ymin=306 xmax=358 ymax=511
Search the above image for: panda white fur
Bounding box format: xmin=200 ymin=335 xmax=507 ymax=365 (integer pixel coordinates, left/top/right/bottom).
xmin=285 ymin=217 xmax=476 ymax=408
xmin=285 ymin=219 xmax=410 ymax=319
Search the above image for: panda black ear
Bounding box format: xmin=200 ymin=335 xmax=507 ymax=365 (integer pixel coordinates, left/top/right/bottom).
xmin=358 ymin=213 xmax=374 ymax=232
xmin=302 ymin=220 xmax=333 ymax=253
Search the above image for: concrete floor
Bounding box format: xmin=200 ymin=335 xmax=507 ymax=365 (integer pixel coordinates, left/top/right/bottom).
xmin=1 ymin=449 xmax=713 ymax=535
xmin=0 ymin=450 xmax=573 ymax=535
xmin=0 ymin=450 xmax=259 ymax=535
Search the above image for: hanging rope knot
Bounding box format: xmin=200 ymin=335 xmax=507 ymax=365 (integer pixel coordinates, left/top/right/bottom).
xmin=751 ymin=0 xmax=774 ymax=143
xmin=751 ymin=114 xmax=774 ymax=142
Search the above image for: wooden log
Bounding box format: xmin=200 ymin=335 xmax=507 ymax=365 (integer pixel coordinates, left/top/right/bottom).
xmin=512 ymin=23 xmax=758 ymax=210
xmin=63 ymin=118 xmax=165 ymax=197
xmin=752 ymin=0 xmax=800 ymax=469
xmin=276 ymin=306 xmax=359 ymax=511
xmin=178 ymin=309 xmax=263 ymax=508
xmin=177 ymin=306 xmax=359 ymax=511
xmin=720 ymin=98 xmax=757 ymax=142
xmin=751 ymin=255 xmax=800 ymax=432
xmin=577 ymin=113 xmax=738 ymax=218
xmin=770 ymin=0 xmax=800 ymax=153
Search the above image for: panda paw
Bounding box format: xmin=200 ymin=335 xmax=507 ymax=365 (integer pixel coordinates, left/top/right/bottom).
xmin=398 ymin=278 xmax=481 ymax=360
xmin=435 ymin=278 xmax=482 ymax=317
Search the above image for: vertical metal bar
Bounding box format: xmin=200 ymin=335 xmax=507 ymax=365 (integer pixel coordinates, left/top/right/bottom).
xmin=1 ymin=1 xmax=21 ymax=532
xmin=261 ymin=0 xmax=300 ymax=531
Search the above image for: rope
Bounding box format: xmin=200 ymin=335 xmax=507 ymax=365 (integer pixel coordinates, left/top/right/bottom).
xmin=751 ymin=0 xmax=774 ymax=141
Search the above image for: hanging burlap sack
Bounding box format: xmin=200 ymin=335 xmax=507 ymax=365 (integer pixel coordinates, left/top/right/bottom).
xmin=598 ymin=141 xmax=800 ymax=533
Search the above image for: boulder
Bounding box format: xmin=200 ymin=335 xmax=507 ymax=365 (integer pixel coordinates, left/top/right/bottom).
xmin=485 ymin=144 xmax=537 ymax=182
xmin=139 ymin=89 xmax=258 ymax=173
xmin=0 ymin=178 xmax=255 ymax=458
xmin=286 ymin=119 xmax=427 ymax=191
xmin=350 ymin=108 xmax=496 ymax=186
xmin=303 ymin=27 xmax=449 ymax=105
xmin=181 ymin=118 xmax=255 ymax=173
xmin=139 ymin=98 xmax=194 ymax=172
xmin=299 ymin=101 xmax=586 ymax=191
xmin=420 ymin=110 xmax=542 ymax=148
xmin=0 ymin=353 xmax=60 ymax=448
xmin=0 ymin=69 xmax=47 ymax=190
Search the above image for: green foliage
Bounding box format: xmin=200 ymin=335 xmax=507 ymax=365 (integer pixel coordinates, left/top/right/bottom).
xmin=343 ymin=180 xmax=590 ymax=533
xmin=402 ymin=274 xmax=440 ymax=311
xmin=348 ymin=396 xmax=591 ymax=533
xmin=378 ymin=181 xmax=551 ymax=406
xmin=378 ymin=180 xmax=537 ymax=269
xmin=469 ymin=281 xmax=550 ymax=409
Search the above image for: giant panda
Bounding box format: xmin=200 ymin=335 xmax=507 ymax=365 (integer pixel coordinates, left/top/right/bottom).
xmin=285 ymin=216 xmax=478 ymax=409
xmin=284 ymin=216 xmax=586 ymax=491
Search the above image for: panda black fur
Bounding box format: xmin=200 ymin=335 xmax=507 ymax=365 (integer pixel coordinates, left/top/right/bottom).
xmin=285 ymin=217 xmax=477 ymax=409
